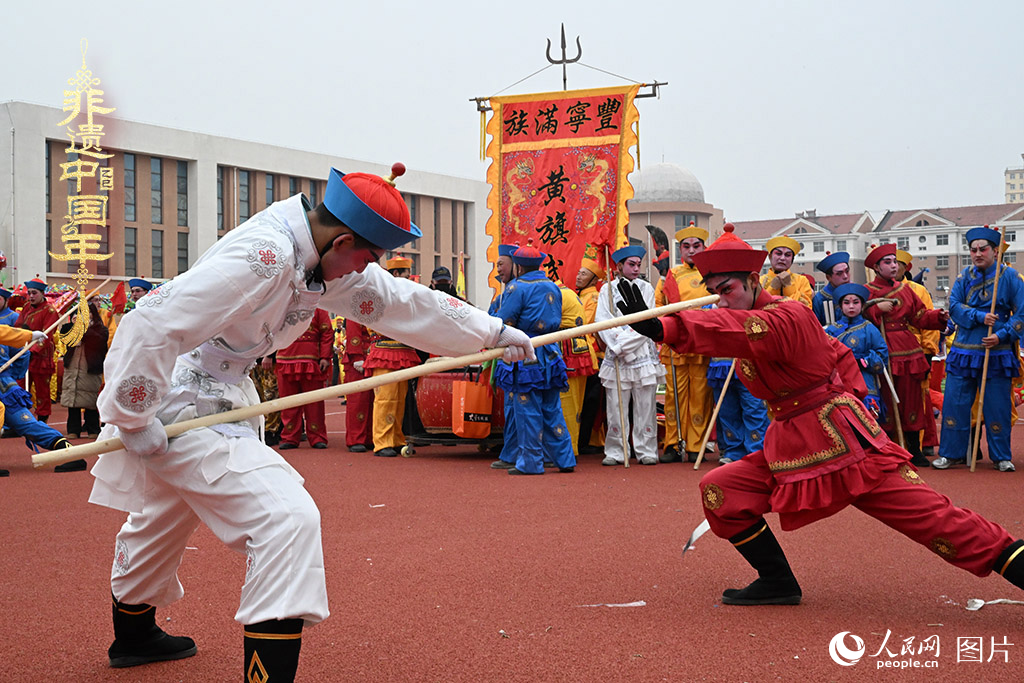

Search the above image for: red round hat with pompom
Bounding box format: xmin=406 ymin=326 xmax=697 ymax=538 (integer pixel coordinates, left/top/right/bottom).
xmin=691 ymin=223 xmax=768 ymax=278
xmin=512 ymin=238 xmax=547 ymax=267
xmin=323 ymin=163 xmax=422 ymax=250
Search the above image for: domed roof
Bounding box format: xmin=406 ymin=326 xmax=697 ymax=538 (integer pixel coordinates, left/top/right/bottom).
xmin=630 ymin=163 xmax=705 ymax=204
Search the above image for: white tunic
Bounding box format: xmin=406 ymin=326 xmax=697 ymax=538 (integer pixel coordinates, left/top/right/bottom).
xmin=594 ymin=276 xmax=665 ymax=386
xmin=92 ymin=194 xmax=501 ymax=514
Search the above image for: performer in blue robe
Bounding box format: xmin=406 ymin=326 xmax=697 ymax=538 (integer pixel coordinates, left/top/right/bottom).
xmin=825 ymin=283 xmax=889 ymax=421
xmin=811 ymin=251 xmax=851 ymax=326
xmin=492 ymin=241 xmax=576 ymax=475
xmin=933 ymin=226 xmax=1024 ymax=471
xmin=707 ymin=353 xmax=769 ymax=464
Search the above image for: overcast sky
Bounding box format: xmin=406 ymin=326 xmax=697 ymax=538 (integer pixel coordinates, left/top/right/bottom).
xmin=3 ymin=0 xmax=1022 ymax=222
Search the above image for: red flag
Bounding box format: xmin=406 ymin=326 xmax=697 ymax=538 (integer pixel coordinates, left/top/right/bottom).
xmin=110 ymin=281 xmax=127 ymax=314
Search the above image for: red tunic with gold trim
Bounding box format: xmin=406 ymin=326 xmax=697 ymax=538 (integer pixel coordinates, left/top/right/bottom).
xmin=660 ymin=289 xmax=908 ymax=528
xmin=864 ymin=276 xmax=946 ymax=431
xmin=341 ymin=319 xmax=374 ymax=447
xmin=275 ymin=308 xmax=333 ymax=446
xmin=16 ymin=301 xmax=58 ymax=373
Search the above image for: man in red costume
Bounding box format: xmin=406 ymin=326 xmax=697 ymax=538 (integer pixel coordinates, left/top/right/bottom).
xmin=864 ymin=244 xmax=946 ymax=466
xmin=341 ymin=319 xmax=374 ymax=452
xmin=16 ymin=278 xmax=58 ymax=422
xmin=615 ymin=224 xmax=1024 ymax=606
xmin=275 ymin=308 xmax=334 ymax=449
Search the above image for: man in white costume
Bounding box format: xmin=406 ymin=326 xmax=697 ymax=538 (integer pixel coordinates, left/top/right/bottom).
xmin=90 ymin=163 xmax=534 ymax=681
xmin=595 ymin=245 xmax=665 ymax=466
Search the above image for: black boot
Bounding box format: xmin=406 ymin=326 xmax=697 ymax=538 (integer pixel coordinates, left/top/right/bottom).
xmin=108 ymin=595 xmax=197 ymax=668
xmin=660 ymin=444 xmax=682 ymax=463
xmin=996 ymin=540 xmax=1024 ymax=589
xmin=244 ymin=618 xmax=303 ymax=683
xmin=722 ymin=520 xmax=802 ymax=605
xmin=905 ymin=431 xmax=929 ymax=467
xmin=51 ymin=437 xmax=86 ymax=472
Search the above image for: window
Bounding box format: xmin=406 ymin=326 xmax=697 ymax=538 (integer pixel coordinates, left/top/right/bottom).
xmin=960 ymin=254 xmax=971 ymax=269
xmin=216 ymin=166 xmax=224 ymax=230
xmin=812 ymin=241 xmax=824 ymax=253
xmin=151 ymin=157 xmax=162 ymax=224
xmin=936 ymin=255 xmax=949 ymax=268
xmin=96 ymin=225 xmax=109 ymax=276
xmin=1007 ymin=231 xmax=1016 ymax=242
xmin=918 ymin=235 xmax=927 ymax=243
xmin=309 ymin=179 xmax=318 ymax=208
xmin=937 ymin=276 xmax=950 ymax=289
xmin=1013 ymin=184 xmax=1018 ymax=190
xmin=405 ymin=194 xmax=419 ymax=250
xmin=45 ymin=219 xmax=52 ymax=272
xmin=124 ymin=153 xmax=136 ymax=222
xmin=463 ymin=204 xmax=470 ymax=256
xmin=1006 ymin=252 xmax=1017 ymax=265
xmin=897 ymin=236 xmax=909 ymax=250
xmin=239 ymin=170 xmax=250 ymax=221
xmin=177 ymin=232 xmax=189 ymax=274
xmin=152 ymin=229 xmax=163 ymax=278
xmin=674 ymin=214 xmax=697 ymax=230
xmin=936 ymin=234 xmax=948 ymax=246
xmin=176 ymin=160 xmax=188 ymax=226
xmin=836 ymin=239 xmax=847 ymax=251
xmin=125 ymin=227 xmax=137 ymax=277
xmin=433 ymin=197 xmax=441 ymax=252
xmin=915 ymin=220 xmax=930 ymax=227
xmin=66 ymin=152 xmax=77 ymax=197
xmin=266 ymin=174 xmax=274 ymax=207
xmin=451 ymin=200 xmax=459 ymax=257
xmin=45 ymin=143 xmax=51 ymax=213
xmin=289 ymin=176 xmax=298 ymax=196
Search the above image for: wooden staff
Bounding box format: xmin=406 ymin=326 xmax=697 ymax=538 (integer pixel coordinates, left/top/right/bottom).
xmin=0 ymin=278 xmax=111 ymax=375
xmin=34 ymin=294 xmax=719 ymax=467
xmin=877 ymin=321 xmax=906 ymax=448
xmin=605 ymin=248 xmax=631 ymax=468
xmin=693 ymin=360 xmax=735 ymax=469
xmin=970 ymin=223 xmax=1009 ymax=472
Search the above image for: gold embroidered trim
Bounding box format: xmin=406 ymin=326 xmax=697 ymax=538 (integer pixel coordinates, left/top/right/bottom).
xmin=739 ymin=359 xmax=758 ymax=381
xmin=702 ymin=483 xmax=724 ymax=510
xmin=768 ymin=395 xmax=881 ymax=473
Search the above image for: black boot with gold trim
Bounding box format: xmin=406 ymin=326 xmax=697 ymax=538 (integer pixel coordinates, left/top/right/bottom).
xmin=244 ymin=618 xmax=303 ymax=683
xmin=721 ymin=520 xmax=802 ymax=605
xmin=995 ymin=540 xmax=1024 ymax=589
xmin=52 ymin=437 xmax=87 ymax=473
xmin=108 ymin=595 xmax=197 ymax=668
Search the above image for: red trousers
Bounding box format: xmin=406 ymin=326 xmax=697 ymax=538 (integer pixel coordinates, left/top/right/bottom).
xmin=881 ymin=371 xmax=930 ymax=432
xmin=699 ymin=450 xmax=1013 ymax=577
xmin=276 ymin=373 xmax=327 ymax=447
xmin=29 ymin=368 xmax=53 ymax=418
xmin=343 ymin=363 xmax=373 ymax=447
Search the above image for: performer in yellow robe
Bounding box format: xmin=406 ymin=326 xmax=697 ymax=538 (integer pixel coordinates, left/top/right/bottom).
xmin=576 ymin=256 xmax=606 ymax=451
xmin=556 ymin=281 xmax=597 ymax=457
xmin=760 ymin=235 xmax=813 ymax=306
xmin=654 ymin=224 xmax=712 ymax=462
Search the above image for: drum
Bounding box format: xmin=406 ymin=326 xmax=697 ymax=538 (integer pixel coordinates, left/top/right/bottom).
xmin=416 ymin=365 xmax=504 ymax=435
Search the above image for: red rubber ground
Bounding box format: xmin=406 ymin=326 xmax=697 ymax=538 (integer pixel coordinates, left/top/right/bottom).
xmin=2 ymin=404 xmax=1022 ymax=681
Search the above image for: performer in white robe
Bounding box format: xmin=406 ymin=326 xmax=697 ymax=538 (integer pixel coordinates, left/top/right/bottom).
xmin=91 ymin=164 xmax=533 ymax=680
xmin=595 ymin=245 xmax=665 ymax=466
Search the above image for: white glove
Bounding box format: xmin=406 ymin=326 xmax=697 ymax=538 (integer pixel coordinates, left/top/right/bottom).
xmin=353 ymin=360 xmax=364 ymax=372
xmin=30 ymin=330 xmax=47 ymax=344
xmin=497 ymin=325 xmax=536 ymax=363
xmin=120 ymin=422 xmax=168 ymax=459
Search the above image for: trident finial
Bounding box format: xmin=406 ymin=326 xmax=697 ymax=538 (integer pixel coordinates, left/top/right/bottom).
xmin=545 ymin=23 xmax=582 ymax=91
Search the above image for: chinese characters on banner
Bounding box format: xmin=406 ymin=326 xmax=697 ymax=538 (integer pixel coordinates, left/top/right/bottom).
xmin=483 ymin=85 xmax=640 ymax=288
xmin=51 ymin=39 xmax=114 ymax=349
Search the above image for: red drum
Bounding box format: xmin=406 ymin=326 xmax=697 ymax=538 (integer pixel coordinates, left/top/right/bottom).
xmin=416 ymin=366 xmax=504 ymax=435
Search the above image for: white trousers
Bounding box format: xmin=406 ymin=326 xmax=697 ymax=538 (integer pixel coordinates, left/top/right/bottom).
xmin=601 ymin=378 xmax=658 ymax=463
xmin=107 ymin=428 xmax=329 ymax=626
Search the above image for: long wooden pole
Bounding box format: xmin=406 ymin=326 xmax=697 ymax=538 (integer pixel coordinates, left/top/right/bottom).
xmin=693 ymin=360 xmax=735 ymax=469
xmin=970 ymin=223 xmax=1008 ymax=472
xmin=0 ymin=278 xmax=111 ymax=375
xmin=877 ymin=317 xmax=906 ymax=448
xmin=34 ymin=294 xmax=719 ymax=467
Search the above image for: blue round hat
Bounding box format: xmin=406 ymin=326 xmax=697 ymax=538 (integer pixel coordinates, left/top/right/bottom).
xmin=611 ymin=244 xmax=646 ymax=264
xmin=497 ymin=244 xmax=518 ymax=258
xmin=833 ymin=283 xmax=870 ymax=303
xmin=966 ymin=226 xmax=1000 ymax=248
xmin=128 ymin=278 xmax=153 ymax=291
xmin=815 ymin=251 xmax=849 ymax=274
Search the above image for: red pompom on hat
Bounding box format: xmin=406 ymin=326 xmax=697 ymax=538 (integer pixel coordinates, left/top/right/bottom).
xmin=691 ymin=223 xmax=768 ymax=279
xmin=864 ymin=243 xmax=897 ymax=270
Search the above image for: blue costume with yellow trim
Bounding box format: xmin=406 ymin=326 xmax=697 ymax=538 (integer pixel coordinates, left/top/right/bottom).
xmin=939 ymin=262 xmax=1024 ymax=464
xmin=0 ymin=305 xmax=29 ymax=380
xmin=493 ymin=270 xmax=575 ymax=474
xmin=825 ymin=314 xmax=889 ymax=420
xmin=0 ymin=345 xmax=63 ymax=449
xmin=811 ymin=284 xmax=838 ymax=327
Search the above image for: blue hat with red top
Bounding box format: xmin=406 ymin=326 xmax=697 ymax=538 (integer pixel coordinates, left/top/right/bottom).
xmin=966 ymin=225 xmax=1001 ymax=247
xmin=815 ymin=251 xmax=849 ymax=274
xmin=512 ymin=239 xmax=547 ymax=267
xmin=128 ymin=278 xmax=153 ymax=291
xmin=24 ymin=278 xmax=46 ymax=292
xmin=323 ymin=163 xmax=422 ymax=251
